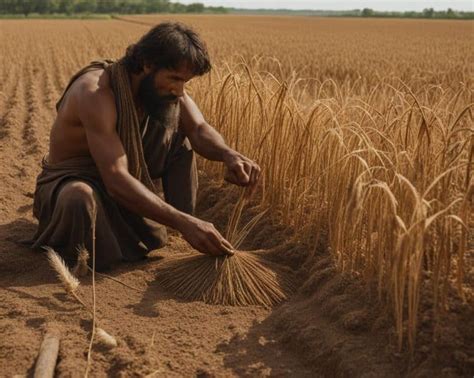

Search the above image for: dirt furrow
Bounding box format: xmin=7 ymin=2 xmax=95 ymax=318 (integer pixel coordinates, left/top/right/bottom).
xmin=40 ymin=49 xmax=61 ymax=111
xmin=0 ymin=67 xmax=30 ymax=223
xmin=50 ymin=48 xmax=70 ymax=95
xmin=0 ymin=64 xmax=22 ymax=142
xmin=22 ymin=67 xmax=43 ymax=156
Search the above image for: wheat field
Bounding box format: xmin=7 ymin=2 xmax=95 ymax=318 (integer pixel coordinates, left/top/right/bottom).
xmin=0 ymin=15 xmax=472 ymax=353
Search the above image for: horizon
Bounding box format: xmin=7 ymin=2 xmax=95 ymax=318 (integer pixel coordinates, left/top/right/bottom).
xmin=175 ymin=0 xmax=473 ymax=11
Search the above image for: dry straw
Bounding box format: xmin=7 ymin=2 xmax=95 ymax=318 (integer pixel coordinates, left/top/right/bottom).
xmin=44 ymin=245 xmax=118 ymax=344
xmin=72 ymin=245 xmax=141 ymax=291
xmin=157 ymin=189 xmax=294 ymax=308
xmin=158 ymin=250 xmax=293 ymax=308
xmin=85 ymin=204 xmax=98 ymax=378
xmin=71 ymin=244 xmax=141 ymax=291
xmin=44 ymin=205 xmax=117 ymax=378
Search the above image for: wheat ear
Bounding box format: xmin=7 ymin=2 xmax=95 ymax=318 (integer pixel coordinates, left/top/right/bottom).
xmin=73 ymin=245 xmax=90 ymax=277
xmin=45 ymin=246 xmax=80 ymax=294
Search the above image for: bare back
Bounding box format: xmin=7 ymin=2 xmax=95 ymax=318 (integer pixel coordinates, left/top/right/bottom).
xmin=48 ymin=68 xmax=113 ymax=164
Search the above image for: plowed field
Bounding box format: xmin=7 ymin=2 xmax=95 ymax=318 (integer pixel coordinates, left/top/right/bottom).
xmin=0 ymin=16 xmax=472 ymax=376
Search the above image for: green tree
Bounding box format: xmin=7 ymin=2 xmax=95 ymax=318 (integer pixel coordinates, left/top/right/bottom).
xmin=75 ymin=0 xmax=97 ymax=13
xmin=170 ymin=2 xmax=186 ymax=13
xmin=422 ymin=7 xmax=434 ymax=18
xmin=207 ymin=6 xmax=227 ymax=13
xmin=97 ymin=0 xmax=118 ymax=13
xmin=0 ymin=0 xmax=18 ymax=13
xmin=34 ymin=0 xmax=47 ymax=13
xmin=58 ymin=0 xmax=77 ymax=14
xmin=361 ymin=8 xmax=374 ymax=17
xmin=16 ymin=0 xmax=35 ymax=16
xmin=144 ymin=0 xmax=169 ymax=13
xmin=114 ymin=0 xmax=145 ymax=13
xmin=186 ymin=2 xmax=204 ymax=13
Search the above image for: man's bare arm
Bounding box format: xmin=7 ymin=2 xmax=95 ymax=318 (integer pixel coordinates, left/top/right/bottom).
xmin=179 ymin=92 xmax=232 ymax=162
xmin=179 ymin=92 xmax=261 ymax=191
xmin=76 ymin=83 xmax=233 ymax=256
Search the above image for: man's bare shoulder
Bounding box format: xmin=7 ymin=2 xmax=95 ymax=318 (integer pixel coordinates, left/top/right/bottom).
xmin=73 ymin=69 xmax=117 ymax=130
xmin=74 ymin=69 xmax=114 ymax=105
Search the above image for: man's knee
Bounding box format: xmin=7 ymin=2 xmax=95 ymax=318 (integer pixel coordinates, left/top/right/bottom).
xmin=56 ymin=181 xmax=96 ymax=213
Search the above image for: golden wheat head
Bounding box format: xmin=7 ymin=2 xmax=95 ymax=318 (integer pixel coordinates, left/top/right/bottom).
xmin=44 ymin=246 xmax=80 ymax=294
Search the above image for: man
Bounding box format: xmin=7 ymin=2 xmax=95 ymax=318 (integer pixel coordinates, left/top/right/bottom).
xmin=31 ymin=22 xmax=261 ymax=270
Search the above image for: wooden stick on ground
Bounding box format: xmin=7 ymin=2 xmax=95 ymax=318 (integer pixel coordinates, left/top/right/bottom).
xmin=34 ymin=329 xmax=60 ymax=378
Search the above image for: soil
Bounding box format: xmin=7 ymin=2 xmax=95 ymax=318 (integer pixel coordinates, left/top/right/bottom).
xmin=1 ymin=180 xmax=315 ymax=376
xmin=2 ymin=171 xmax=473 ymax=376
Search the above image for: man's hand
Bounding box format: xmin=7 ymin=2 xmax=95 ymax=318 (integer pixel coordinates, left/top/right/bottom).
xmin=223 ymin=151 xmax=261 ymax=195
xmin=177 ymin=215 xmax=234 ymax=256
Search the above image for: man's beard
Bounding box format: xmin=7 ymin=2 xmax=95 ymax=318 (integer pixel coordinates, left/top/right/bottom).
xmin=137 ymin=73 xmax=179 ymax=128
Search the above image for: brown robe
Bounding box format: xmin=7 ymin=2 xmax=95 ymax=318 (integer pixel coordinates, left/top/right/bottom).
xmin=32 ymin=87 xmax=198 ymax=271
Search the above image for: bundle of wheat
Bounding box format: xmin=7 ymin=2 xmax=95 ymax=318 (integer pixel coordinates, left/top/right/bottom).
xmin=157 ymin=189 xmax=294 ymax=308
xmin=157 ymin=250 xmax=293 ymax=308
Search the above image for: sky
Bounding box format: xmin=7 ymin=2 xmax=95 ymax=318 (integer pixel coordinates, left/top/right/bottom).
xmin=176 ymin=0 xmax=473 ymax=11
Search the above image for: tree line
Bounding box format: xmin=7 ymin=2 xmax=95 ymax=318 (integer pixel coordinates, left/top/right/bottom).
xmin=0 ymin=1 xmax=471 ymax=19
xmin=0 ymin=0 xmax=228 ymax=15
xmin=359 ymin=7 xmax=473 ymax=19
xmin=228 ymin=7 xmax=473 ymax=19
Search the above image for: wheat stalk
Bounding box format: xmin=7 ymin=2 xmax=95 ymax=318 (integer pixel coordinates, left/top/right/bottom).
xmin=45 ymin=247 xmax=80 ymax=294
xmin=157 ymin=187 xmax=292 ymax=308
xmin=157 ymin=251 xmax=293 ymax=308
xmin=44 ymin=244 xmax=117 ymax=355
xmin=85 ymin=204 xmax=98 ymax=378
xmin=73 ymin=245 xmax=89 ymax=278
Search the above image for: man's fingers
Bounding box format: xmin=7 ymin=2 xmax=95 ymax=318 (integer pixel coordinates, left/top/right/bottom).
xmin=236 ymin=163 xmax=250 ymax=184
xmin=254 ymin=164 xmax=261 ymax=182
xmin=246 ymin=164 xmax=260 ymax=195
xmin=243 ymin=161 xmax=253 ymax=174
xmin=250 ymin=166 xmax=258 ymax=186
xmin=224 ymin=170 xmax=241 ymax=185
xmin=221 ymin=238 xmax=234 ymax=250
xmin=220 ymin=238 xmax=235 ymax=255
xmin=204 ymin=238 xmax=223 ymax=256
xmin=212 ymin=231 xmax=235 ymax=256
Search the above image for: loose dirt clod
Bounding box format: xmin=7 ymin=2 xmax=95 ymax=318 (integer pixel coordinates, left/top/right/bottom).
xmin=96 ymin=328 xmax=117 ymax=348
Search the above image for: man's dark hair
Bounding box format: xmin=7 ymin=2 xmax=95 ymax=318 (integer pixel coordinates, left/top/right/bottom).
xmin=123 ymin=22 xmax=211 ymax=76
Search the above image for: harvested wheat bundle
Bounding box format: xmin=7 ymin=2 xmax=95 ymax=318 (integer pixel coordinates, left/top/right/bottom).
xmin=157 ymin=188 xmax=294 ymax=308
xmin=157 ymin=250 xmax=293 ymax=308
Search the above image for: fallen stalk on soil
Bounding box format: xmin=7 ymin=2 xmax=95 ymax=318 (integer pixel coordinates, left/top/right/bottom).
xmin=44 ymin=206 xmax=117 ymax=377
xmin=33 ymin=329 xmax=60 ymax=378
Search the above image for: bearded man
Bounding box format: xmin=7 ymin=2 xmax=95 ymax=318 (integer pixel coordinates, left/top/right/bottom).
xmin=31 ymin=22 xmax=260 ymax=271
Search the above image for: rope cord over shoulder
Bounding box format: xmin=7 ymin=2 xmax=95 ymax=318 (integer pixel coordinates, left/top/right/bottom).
xmin=56 ymin=60 xmax=156 ymax=193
